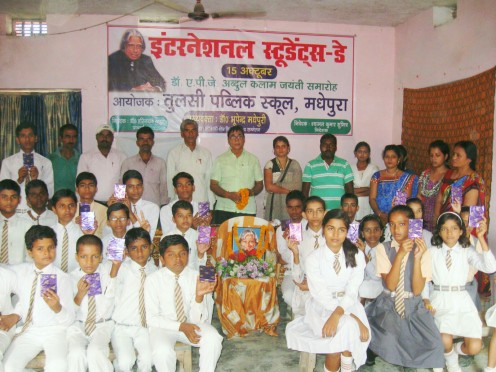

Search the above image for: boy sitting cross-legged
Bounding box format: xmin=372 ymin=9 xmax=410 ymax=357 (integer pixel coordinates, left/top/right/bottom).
xmin=145 ymin=234 xmax=222 ymax=372
xmin=3 ymin=225 xmax=75 ymax=372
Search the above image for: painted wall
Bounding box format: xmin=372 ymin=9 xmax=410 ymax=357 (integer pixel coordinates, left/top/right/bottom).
xmin=0 ymin=15 xmax=396 ymax=214
xmin=394 ymin=0 xmax=496 ymax=241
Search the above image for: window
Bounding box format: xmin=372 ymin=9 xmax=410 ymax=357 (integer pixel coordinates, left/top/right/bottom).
xmin=13 ymin=20 xmax=47 ymax=36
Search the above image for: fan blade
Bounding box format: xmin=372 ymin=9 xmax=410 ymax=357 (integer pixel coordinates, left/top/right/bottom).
xmin=210 ymin=11 xmax=267 ymax=19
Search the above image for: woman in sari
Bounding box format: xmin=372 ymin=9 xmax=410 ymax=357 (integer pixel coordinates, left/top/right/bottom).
xmin=434 ymin=140 xmax=485 ymax=222
xmin=369 ymin=144 xmax=416 ymax=224
xmin=263 ymin=136 xmax=302 ymax=221
xmin=351 ymin=141 xmax=379 ymax=220
xmin=417 ymin=140 xmax=450 ymax=231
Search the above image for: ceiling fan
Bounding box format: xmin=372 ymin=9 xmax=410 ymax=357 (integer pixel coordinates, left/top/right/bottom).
xmin=142 ymin=0 xmax=266 ymax=23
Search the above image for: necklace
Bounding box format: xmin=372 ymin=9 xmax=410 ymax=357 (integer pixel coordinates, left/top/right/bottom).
xmin=275 ymin=157 xmax=287 ymax=171
xmin=419 ymin=169 xmax=442 ymax=198
xmin=385 ymin=168 xmax=398 ymax=178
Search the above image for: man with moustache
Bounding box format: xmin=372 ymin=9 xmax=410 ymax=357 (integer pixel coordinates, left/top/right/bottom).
xmin=77 ymin=125 xmax=126 ymax=204
xmin=48 ymin=123 xmax=80 ymax=192
xmin=121 ymin=126 xmax=168 ymax=206
xmin=302 ymin=134 xmax=354 ymax=210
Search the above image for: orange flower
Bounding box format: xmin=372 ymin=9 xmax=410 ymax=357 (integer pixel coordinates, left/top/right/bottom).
xmin=235 ymin=188 xmax=250 ymax=210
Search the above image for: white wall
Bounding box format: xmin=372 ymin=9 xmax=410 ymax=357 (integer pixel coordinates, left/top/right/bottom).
xmin=394 ymin=0 xmax=496 ymax=241
xmin=0 ymin=15 xmax=396 ymax=214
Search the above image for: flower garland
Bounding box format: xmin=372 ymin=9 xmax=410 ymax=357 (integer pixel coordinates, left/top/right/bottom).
xmin=235 ymin=188 xmax=250 ymax=210
xmin=216 ymin=252 xmax=275 ymax=279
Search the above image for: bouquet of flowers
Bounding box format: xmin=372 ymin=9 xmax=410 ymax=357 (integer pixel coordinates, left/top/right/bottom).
xmin=216 ymin=251 xmax=276 ymax=279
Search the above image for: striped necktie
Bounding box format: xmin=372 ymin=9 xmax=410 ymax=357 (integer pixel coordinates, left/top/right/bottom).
xmin=394 ymin=256 xmax=408 ymax=319
xmin=61 ymin=227 xmax=69 ymax=272
xmin=85 ymin=295 xmax=96 ymax=335
xmin=333 ymin=253 xmax=341 ymax=275
xmin=139 ymin=268 xmax=147 ymax=327
xmin=314 ymin=235 xmax=319 ymax=249
xmin=0 ymin=220 xmax=8 ymax=264
xmin=174 ymin=275 xmax=186 ymax=323
xmin=446 ymin=249 xmax=452 ymax=270
xmin=21 ymin=271 xmax=41 ymax=333
xmin=366 ymin=250 xmax=372 ymax=262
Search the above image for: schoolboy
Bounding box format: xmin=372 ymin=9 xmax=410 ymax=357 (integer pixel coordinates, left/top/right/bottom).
xmin=108 ymin=170 xmax=159 ymax=240
xmin=340 ymin=192 xmax=360 ymax=224
xmin=23 ymin=180 xmax=57 ymax=227
xmin=111 ymin=227 xmax=157 ymax=372
xmin=145 ymin=234 xmax=222 ymax=371
xmin=275 ymin=190 xmax=307 ymax=310
xmin=0 ymin=266 xmax=16 ymax=371
xmin=286 ymin=196 xmax=326 ymax=317
xmin=3 ymin=225 xmax=75 ymax=372
xmin=101 ymin=203 xmax=130 ymax=259
xmin=51 ymin=189 xmax=94 ymax=273
xmin=68 ymin=235 xmax=117 ymax=372
xmin=75 ymin=172 xmax=107 ymax=238
xmin=160 ymin=172 xmax=210 ymax=234
xmin=0 ymin=123 xmax=54 ymax=214
xmin=0 ymin=179 xmax=32 ymax=264
xmin=164 ymin=200 xmax=208 ymax=271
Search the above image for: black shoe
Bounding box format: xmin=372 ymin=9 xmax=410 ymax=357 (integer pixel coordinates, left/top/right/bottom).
xmin=366 ymin=348 xmax=376 ymax=366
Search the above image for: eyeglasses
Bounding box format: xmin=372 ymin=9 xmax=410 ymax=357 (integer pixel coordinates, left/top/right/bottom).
xmin=109 ymin=217 xmax=128 ymax=222
xmin=229 ymin=135 xmax=244 ymax=140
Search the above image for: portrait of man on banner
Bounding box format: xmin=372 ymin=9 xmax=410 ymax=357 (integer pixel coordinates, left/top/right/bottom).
xmin=108 ymin=28 xmax=166 ymax=92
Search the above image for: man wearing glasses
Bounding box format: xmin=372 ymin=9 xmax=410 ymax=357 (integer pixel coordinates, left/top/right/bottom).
xmin=210 ymin=125 xmax=263 ymax=225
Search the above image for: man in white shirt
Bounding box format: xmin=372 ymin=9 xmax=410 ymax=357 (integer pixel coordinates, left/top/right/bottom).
xmin=121 ymin=126 xmax=168 ymax=206
xmin=0 ymin=123 xmax=54 ymax=214
xmin=145 ymin=234 xmax=222 ymax=372
xmin=167 ymin=119 xmax=215 ymax=205
xmin=0 ymin=266 xmax=16 ymax=367
xmin=77 ymin=125 xmax=126 ymax=204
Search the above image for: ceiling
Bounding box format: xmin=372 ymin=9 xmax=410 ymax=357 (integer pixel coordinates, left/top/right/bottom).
xmin=0 ymin=0 xmax=458 ymax=27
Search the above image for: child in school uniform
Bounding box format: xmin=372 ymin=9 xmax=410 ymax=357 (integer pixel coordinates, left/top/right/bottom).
xmin=22 ymin=180 xmax=57 ymax=227
xmin=111 ymin=227 xmax=157 ymax=372
xmin=365 ymin=205 xmax=445 ymax=369
xmin=286 ymin=209 xmax=370 ymax=371
xmin=0 ymin=266 xmax=17 ymax=372
xmin=276 ymin=190 xmax=307 ymax=311
xmin=286 ymin=196 xmax=326 ymax=317
xmin=107 ymin=170 xmax=159 ymax=240
xmin=145 ymin=234 xmax=223 ymax=372
xmin=356 ymin=214 xmax=384 ymax=304
xmin=0 ymin=179 xmax=33 ymax=265
xmin=3 ymin=225 xmax=75 ymax=372
xmin=51 ymin=189 xmax=95 ymax=273
xmin=68 ymin=235 xmax=118 ymax=372
xmin=75 ymin=172 xmax=108 ymax=238
xmin=101 ymin=203 xmax=130 ymax=259
xmin=428 ymin=212 xmax=496 ymax=372
xmin=340 ymin=193 xmax=360 ymax=225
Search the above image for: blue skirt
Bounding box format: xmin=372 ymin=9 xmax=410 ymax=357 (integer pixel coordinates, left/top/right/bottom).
xmin=366 ymin=292 xmax=445 ymax=368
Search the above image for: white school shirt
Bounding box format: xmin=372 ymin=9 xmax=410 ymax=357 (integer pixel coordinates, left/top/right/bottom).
xmin=164 ymin=227 xmax=207 ymax=270
xmin=166 ymin=143 xmax=215 ymax=205
xmin=145 ymin=266 xmax=208 ymax=331
xmin=112 ymin=259 xmax=157 ymax=326
xmin=0 ymin=266 xmax=16 ymax=315
xmin=70 ymin=261 xmax=116 ymax=322
xmin=121 ymin=154 xmax=169 ymax=206
xmin=429 ymin=243 xmax=496 ymax=286
xmin=22 ymin=209 xmax=58 ymax=227
xmin=11 ymin=262 xmax=75 ymax=328
xmin=51 ymin=221 xmax=83 ymax=273
xmin=363 ymin=243 xmax=382 ymax=282
xmin=131 ymin=198 xmax=160 ymax=240
xmin=276 ymin=219 xmax=308 ymax=269
xmin=0 ymin=213 xmax=32 ymax=264
xmin=306 ymin=246 xmax=366 ymax=312
xmin=0 ymin=151 xmax=54 ymax=214
xmin=77 ymin=148 xmax=127 ymax=202
xmin=292 ymin=227 xmax=325 ymax=283
xmin=159 ymin=199 xmax=198 ymax=236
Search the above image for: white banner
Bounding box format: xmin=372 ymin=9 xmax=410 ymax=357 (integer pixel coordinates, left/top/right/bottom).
xmin=108 ymin=26 xmax=354 ymax=135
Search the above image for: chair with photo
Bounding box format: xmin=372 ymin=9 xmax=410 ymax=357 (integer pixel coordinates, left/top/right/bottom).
xmin=213 ymin=216 xmax=281 ymax=339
